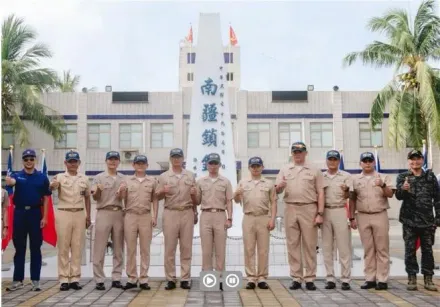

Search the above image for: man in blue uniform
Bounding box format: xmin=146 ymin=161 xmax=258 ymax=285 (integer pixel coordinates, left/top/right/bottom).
xmin=5 ymin=149 xmax=51 ymax=291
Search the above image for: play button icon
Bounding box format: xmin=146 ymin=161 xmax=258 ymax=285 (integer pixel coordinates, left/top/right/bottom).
xmin=202 ymin=274 xmax=217 ymax=288
xmin=199 ymin=271 xmax=220 ymax=291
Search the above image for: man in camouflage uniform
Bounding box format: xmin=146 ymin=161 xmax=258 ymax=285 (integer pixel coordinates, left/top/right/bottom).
xmin=395 ymin=149 xmax=440 ymax=292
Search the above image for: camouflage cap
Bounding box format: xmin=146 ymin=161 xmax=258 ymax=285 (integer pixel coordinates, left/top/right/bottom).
xmin=291 ymin=141 xmax=307 ymax=152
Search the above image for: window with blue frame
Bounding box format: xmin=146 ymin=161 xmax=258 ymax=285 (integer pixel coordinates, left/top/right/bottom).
xmin=187 ymin=52 xmax=196 ymax=64
xmin=224 ymin=52 xmax=234 ymax=64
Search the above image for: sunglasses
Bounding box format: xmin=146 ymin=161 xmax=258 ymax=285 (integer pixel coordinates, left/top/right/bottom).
xmin=23 ymin=158 xmax=35 ymax=162
xmin=361 ymin=159 xmax=374 ymax=163
xmin=208 ymin=161 xmax=220 ymax=165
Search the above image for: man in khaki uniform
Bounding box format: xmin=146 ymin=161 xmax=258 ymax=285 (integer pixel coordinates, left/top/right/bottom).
xmin=195 ymin=153 xmax=233 ymax=290
xmin=349 ymin=152 xmax=394 ymax=290
xmin=2 ymin=188 xmax=9 ymax=240
xmin=91 ymin=151 xmax=126 ymax=290
xmin=156 ymin=148 xmax=198 ymax=290
xmin=234 ymin=156 xmax=276 ymax=290
xmin=50 ymin=151 xmax=91 ymax=291
xmin=123 ymin=155 xmax=158 ymax=291
xmin=275 ymin=142 xmax=324 ymax=291
xmin=322 ymin=150 xmax=352 ymax=290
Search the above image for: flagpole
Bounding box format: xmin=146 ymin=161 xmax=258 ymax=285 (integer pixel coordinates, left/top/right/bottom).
xmin=374 ymin=145 xmax=378 ymax=171
xmin=427 ymin=125 xmax=433 ymax=169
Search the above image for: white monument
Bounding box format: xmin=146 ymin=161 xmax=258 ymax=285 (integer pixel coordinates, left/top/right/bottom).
xmin=186 ymin=13 xmax=243 ymax=237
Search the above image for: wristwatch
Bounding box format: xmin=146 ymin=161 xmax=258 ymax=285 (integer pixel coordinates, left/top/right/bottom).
xmin=317 ymin=212 xmax=324 ymax=217
xmin=227 ymin=218 xmax=232 ymax=221
xmin=381 ymin=183 xmax=387 ymax=188
xmin=3 ymin=226 xmax=8 ymax=229
xmin=349 ymin=218 xmax=355 ymax=221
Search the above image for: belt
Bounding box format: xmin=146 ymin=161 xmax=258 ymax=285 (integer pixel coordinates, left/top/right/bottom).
xmin=166 ymin=206 xmax=193 ymax=211
xmin=58 ymin=208 xmax=84 ymax=212
xmin=99 ymin=206 xmax=122 ymax=211
xmin=125 ymin=210 xmax=151 ymax=214
xmin=202 ymin=209 xmax=225 ymax=213
xmin=286 ymin=202 xmax=317 ymax=206
xmin=325 ymin=205 xmax=346 ymax=209
xmin=245 ymin=211 xmax=269 ymax=216
xmin=358 ymin=210 xmax=386 ymax=214
xmin=17 ymin=206 xmax=40 ymax=210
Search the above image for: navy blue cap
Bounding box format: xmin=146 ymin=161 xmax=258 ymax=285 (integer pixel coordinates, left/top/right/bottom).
xmin=291 ymin=141 xmax=307 ymax=152
xmin=248 ymin=156 xmax=263 ymax=166
xmin=207 ymin=153 xmax=221 ymax=163
xmin=360 ymin=152 xmax=375 ymax=161
xmin=22 ymin=149 xmax=36 ymax=159
xmin=133 ymin=154 xmax=148 ymax=163
xmin=170 ymin=148 xmax=184 ymax=157
xmin=326 ymin=150 xmax=341 ymax=160
xmin=65 ymin=150 xmax=80 ymax=161
xmin=407 ymin=149 xmax=423 ymax=159
xmin=106 ymin=151 xmax=120 ymax=160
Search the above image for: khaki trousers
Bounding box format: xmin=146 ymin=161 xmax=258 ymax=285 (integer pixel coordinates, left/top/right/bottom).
xmin=285 ymin=203 xmax=318 ymax=283
xmin=200 ymin=211 xmax=227 ymax=272
xmin=162 ymin=208 xmax=194 ymax=282
xmin=124 ymin=212 xmax=152 ymax=284
xmin=93 ymin=209 xmax=124 ymax=283
xmin=56 ymin=210 xmax=85 ymax=283
xmin=357 ymin=211 xmax=390 ymax=283
xmin=322 ymin=207 xmax=351 ymax=283
xmin=242 ymin=214 xmax=270 ymax=283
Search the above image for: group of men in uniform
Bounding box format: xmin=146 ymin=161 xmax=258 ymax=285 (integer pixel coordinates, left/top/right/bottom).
xmin=2 ymin=143 xmax=439 ymax=293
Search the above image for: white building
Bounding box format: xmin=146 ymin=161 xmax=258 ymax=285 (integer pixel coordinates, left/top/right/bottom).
xmin=2 ymin=34 xmax=438 ymax=219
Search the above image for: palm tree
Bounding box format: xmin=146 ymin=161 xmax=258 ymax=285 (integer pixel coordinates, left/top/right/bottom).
xmin=55 ymin=70 xmax=80 ymax=92
xmin=2 ymin=14 xmax=64 ymax=146
xmin=343 ymin=0 xmax=440 ymax=149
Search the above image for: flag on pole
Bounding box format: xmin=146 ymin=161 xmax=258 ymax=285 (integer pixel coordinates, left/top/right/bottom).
xmin=40 ymin=151 xmax=57 ymax=247
xmin=374 ymin=147 xmax=381 ymax=172
xmin=339 ymin=151 xmax=350 ymax=218
xmin=422 ymin=140 xmax=428 ymax=171
xmin=229 ymin=26 xmax=238 ymax=46
xmin=2 ymin=146 xmax=15 ymax=251
xmin=416 ymin=140 xmax=429 ymax=251
xmin=185 ymin=25 xmax=193 ymax=44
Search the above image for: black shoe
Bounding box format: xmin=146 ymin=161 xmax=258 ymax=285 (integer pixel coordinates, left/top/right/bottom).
xmin=375 ymin=282 xmax=388 ymax=290
xmin=60 ymin=283 xmax=69 ymax=291
xmin=123 ymin=282 xmax=137 ymax=290
xmin=140 ymin=283 xmax=151 ymax=290
xmin=341 ymin=282 xmax=351 ymax=290
xmin=360 ymin=281 xmax=376 ymax=289
xmin=165 ymin=281 xmax=176 ymax=290
xmin=289 ymin=281 xmax=302 ymax=290
xmin=69 ymin=282 xmax=82 ymax=290
xmin=246 ymin=282 xmax=256 ymax=290
xmin=95 ymin=283 xmax=105 ymax=290
xmin=220 ymin=282 xmax=223 ymax=291
xmin=306 ymin=282 xmax=317 ymax=291
xmin=258 ymin=282 xmax=269 ymax=289
xmin=112 ymin=281 xmax=123 ymax=289
xmin=180 ymin=281 xmax=191 ymax=289
xmin=325 ymin=281 xmax=336 ymax=289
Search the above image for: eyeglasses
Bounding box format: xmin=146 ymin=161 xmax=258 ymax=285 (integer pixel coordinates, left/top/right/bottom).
xmin=23 ymin=158 xmax=35 ymax=162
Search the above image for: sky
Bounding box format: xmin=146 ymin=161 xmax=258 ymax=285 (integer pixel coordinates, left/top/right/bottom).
xmin=0 ymin=0 xmax=434 ymax=92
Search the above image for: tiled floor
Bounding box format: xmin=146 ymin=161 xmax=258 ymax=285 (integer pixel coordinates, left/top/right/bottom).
xmin=2 ymin=277 xmax=440 ymax=306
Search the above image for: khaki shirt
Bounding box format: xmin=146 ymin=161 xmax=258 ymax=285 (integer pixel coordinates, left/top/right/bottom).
xmin=351 ymin=172 xmax=394 ymax=213
xmin=56 ymin=172 xmax=90 ymax=209
xmin=2 ymin=189 xmax=8 ymax=209
xmin=124 ymin=175 xmax=157 ymax=214
xmin=196 ymin=175 xmax=233 ymax=210
xmin=323 ymin=170 xmax=352 ymax=207
xmin=276 ymin=163 xmax=324 ymax=204
xmin=157 ymin=169 xmax=195 ymax=209
xmin=237 ymin=177 xmax=274 ymax=215
xmin=2 ymin=189 xmax=8 ymax=223
xmin=92 ymin=172 xmax=125 ymax=209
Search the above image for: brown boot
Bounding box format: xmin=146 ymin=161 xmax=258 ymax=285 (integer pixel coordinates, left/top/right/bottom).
xmin=424 ymin=275 xmax=438 ymax=292
xmin=407 ymin=275 xmax=417 ymax=291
